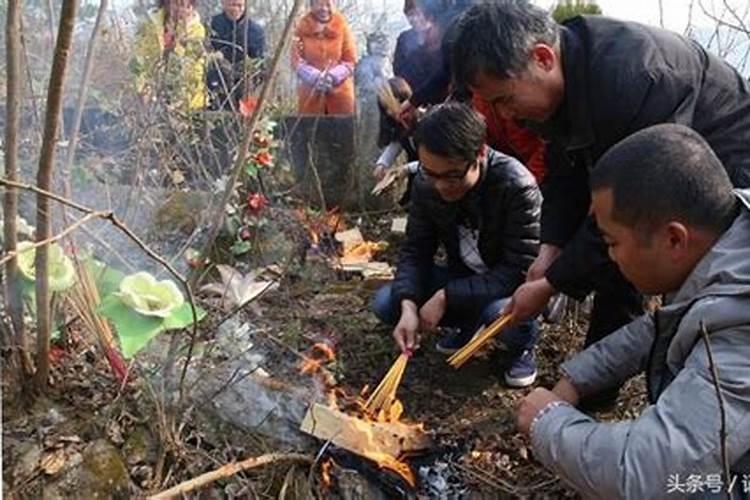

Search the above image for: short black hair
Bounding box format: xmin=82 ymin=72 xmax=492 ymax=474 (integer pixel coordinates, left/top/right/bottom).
xmin=451 ymin=0 xmax=559 ymax=86
xmin=590 ymin=124 xmax=737 ymax=236
xmin=413 ymin=102 xmax=486 ymax=162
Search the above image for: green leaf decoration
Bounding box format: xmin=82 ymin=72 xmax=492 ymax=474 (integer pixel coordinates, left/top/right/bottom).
xmin=98 ymin=294 xmax=206 ymax=358
xmin=117 ymin=272 xmax=184 ymax=318
xmin=230 ymin=240 xmax=252 ymax=256
xmin=163 ymin=302 xmax=207 ymax=330
xmin=245 ymin=162 xmax=259 ymax=178
xmin=98 ymin=295 xmax=164 ymax=358
xmin=85 ymin=259 xmax=125 ymax=297
xmin=16 ymin=241 xmax=76 ymax=292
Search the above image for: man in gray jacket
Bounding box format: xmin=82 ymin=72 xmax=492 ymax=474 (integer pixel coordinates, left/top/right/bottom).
xmin=516 ymin=124 xmax=750 ymax=499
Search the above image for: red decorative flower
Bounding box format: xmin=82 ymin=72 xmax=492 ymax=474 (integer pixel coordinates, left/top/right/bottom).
xmin=240 ymin=95 xmax=258 ymax=117
xmin=247 ymin=192 xmax=268 ymax=215
xmin=253 ymin=151 xmax=273 ymax=167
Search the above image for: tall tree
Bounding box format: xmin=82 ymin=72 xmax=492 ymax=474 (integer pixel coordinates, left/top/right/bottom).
xmin=4 ymin=0 xmax=33 ymax=380
xmin=34 ymin=0 xmax=77 ymax=392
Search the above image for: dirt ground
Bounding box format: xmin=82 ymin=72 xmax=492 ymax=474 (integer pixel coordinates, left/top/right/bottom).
xmin=2 ymin=209 xmax=648 ymax=499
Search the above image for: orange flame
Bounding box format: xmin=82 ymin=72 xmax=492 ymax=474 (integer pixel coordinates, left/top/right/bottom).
xmin=299 ymin=342 xmax=336 ymax=375
xmin=298 ymin=342 xmax=421 ymax=490
xmin=363 ymin=451 xmax=416 ymax=488
xmin=321 ymin=458 xmax=333 ymax=488
xmin=295 ymin=208 xmax=344 ymax=246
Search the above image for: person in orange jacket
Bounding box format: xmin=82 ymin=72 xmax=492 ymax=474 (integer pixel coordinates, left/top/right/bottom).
xmin=292 ymin=0 xmax=357 ymax=115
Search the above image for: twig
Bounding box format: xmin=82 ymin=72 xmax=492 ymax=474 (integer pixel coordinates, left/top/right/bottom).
xmin=63 ymin=0 xmax=110 ymax=182
xmin=0 ymin=211 xmax=109 ymax=267
xmin=147 ymin=453 xmax=312 ymax=499
xmin=699 ymin=321 xmax=732 ymax=500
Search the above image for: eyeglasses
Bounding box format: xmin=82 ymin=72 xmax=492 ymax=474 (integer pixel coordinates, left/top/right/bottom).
xmin=418 ymin=159 xmax=475 ymax=184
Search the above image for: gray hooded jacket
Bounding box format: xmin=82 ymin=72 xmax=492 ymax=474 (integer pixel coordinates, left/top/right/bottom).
xmin=531 ymin=189 xmax=750 ymax=499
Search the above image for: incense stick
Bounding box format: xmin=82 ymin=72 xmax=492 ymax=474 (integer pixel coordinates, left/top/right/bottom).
xmin=447 ymin=314 xmax=514 ymax=368
xmin=377 ymin=81 xmax=401 ymax=119
xmin=364 ymin=353 xmax=409 ymax=418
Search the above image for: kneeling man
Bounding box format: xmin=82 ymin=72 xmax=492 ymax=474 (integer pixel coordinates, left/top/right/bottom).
xmin=517 ymin=124 xmax=750 ymax=499
xmin=373 ymin=102 xmax=542 ymax=387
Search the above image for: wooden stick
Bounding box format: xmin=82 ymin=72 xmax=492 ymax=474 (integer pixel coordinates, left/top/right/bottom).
xmin=148 ymin=453 xmax=312 ymax=499
xmin=448 ymin=314 xmax=514 ymax=368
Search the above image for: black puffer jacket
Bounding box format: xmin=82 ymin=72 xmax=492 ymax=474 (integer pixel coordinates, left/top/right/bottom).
xmin=536 ymin=16 xmax=750 ymax=298
xmin=392 ymin=149 xmax=541 ymax=310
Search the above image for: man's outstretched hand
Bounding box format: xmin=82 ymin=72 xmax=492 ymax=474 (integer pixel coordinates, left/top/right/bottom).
xmin=526 ymin=243 xmax=562 ymax=282
xmin=503 ymin=278 xmax=556 ymax=323
xmin=393 ymin=301 xmax=420 ymax=354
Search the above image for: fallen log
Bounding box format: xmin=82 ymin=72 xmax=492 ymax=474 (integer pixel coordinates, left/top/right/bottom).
xmin=300 ymin=403 xmax=432 ymax=458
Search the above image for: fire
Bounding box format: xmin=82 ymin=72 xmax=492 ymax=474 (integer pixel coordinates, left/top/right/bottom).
xmin=298 ymin=343 xmax=422 ymax=491
xmin=362 ymin=451 xmax=416 ymax=488
xmin=299 ymin=342 xmax=336 ymax=375
xmin=339 ymin=241 xmax=388 ymax=265
xmin=295 ymin=208 xmax=344 ymax=247
xmin=321 ymin=458 xmax=333 ymax=488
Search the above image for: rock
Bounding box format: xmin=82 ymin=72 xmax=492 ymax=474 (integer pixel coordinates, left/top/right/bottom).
xmin=13 ymin=442 xmax=41 ymax=485
xmin=192 ymin=363 xmax=317 ymax=448
xmin=79 ymin=439 xmax=130 ymax=498
xmin=122 ymin=426 xmax=156 ymax=465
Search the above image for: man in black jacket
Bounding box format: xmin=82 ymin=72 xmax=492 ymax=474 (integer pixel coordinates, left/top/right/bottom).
xmin=450 ymin=0 xmax=750 ymax=407
xmin=208 ymin=0 xmax=265 ymax=110
xmin=372 ymin=103 xmax=542 ymax=387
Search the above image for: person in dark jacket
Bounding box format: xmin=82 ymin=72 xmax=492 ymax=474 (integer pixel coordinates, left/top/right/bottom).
xmin=392 ymin=0 xmax=442 ymax=96
xmin=450 ymin=0 xmax=750 ymax=409
xmin=208 ymin=0 xmax=265 ymax=110
xmin=372 ymin=103 xmax=542 ymax=387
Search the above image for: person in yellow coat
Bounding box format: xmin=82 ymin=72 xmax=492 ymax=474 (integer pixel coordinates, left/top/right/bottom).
xmin=292 ymin=0 xmax=357 ymax=115
xmin=131 ymin=0 xmax=206 ymax=113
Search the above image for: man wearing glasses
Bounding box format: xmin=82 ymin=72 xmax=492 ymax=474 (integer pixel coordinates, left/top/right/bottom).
xmin=371 ymin=103 xmax=542 ymax=387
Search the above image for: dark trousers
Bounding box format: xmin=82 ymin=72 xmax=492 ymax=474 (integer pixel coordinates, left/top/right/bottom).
xmin=372 ymin=265 xmax=538 ymax=355
xmin=584 ymin=271 xmax=644 ymax=398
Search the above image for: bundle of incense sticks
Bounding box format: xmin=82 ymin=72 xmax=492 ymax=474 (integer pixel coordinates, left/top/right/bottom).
xmin=376 ymin=81 xmax=401 ymax=119
xmin=447 ymin=314 xmax=514 ymax=368
xmin=364 ymin=353 xmax=409 ymax=417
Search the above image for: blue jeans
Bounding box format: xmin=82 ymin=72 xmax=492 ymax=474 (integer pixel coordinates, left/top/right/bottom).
xmin=372 ymin=265 xmax=538 ymax=355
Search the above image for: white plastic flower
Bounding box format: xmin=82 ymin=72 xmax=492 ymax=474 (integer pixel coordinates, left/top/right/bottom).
xmin=16 ymin=241 xmax=75 ymax=292
xmin=117 ymin=272 xmax=184 ymax=318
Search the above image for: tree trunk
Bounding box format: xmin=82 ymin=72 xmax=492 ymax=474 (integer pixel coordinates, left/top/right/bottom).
xmin=3 ymin=0 xmax=33 ymax=380
xmin=34 ymin=0 xmax=78 ymax=393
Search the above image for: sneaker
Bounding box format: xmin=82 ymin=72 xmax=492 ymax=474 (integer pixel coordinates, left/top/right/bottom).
xmin=435 ymin=327 xmax=472 ymax=354
xmin=504 ymin=350 xmax=537 ymax=388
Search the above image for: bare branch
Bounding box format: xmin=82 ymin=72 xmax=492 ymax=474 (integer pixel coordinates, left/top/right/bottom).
xmin=64 ymin=0 xmax=110 ymax=177
xmin=147 ymin=453 xmax=312 ymax=499
xmin=0 ymin=211 xmax=110 ymax=267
